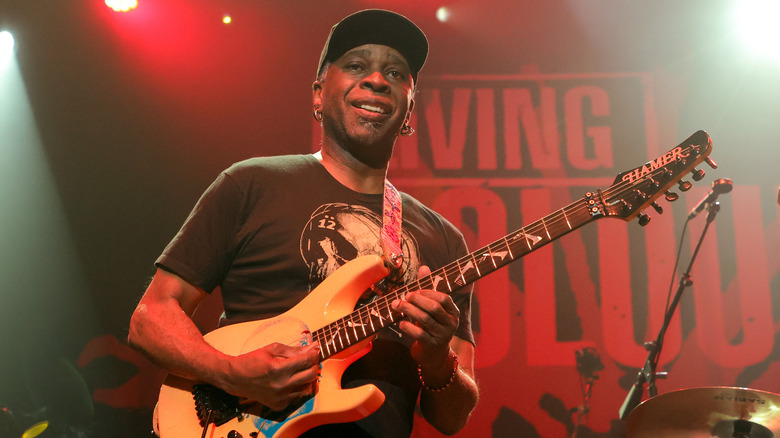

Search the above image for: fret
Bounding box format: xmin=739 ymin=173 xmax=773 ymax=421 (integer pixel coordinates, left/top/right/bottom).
xmin=317 ymin=343 xmax=325 ymax=361
xmin=425 ymin=273 xmax=440 ymax=293
xmin=386 ymin=297 xmax=396 ymax=323
xmin=313 ymin=331 xmax=324 ymax=358
xmin=562 ymin=208 xmax=572 ymax=229
xmin=455 ymin=258 xmax=467 ymax=286
xmin=323 ymin=332 xmax=333 ymax=356
xmin=541 ymin=216 xmax=551 ymax=240
xmin=503 ymin=235 xmax=515 ymax=260
xmin=358 ymin=307 xmax=368 ymax=338
xmin=370 ymin=308 xmax=384 ymax=327
xmin=482 ymin=243 xmax=499 ymax=269
xmin=441 ymin=266 xmax=453 ymax=292
xmin=470 ymin=252 xmax=482 ymax=278
xmin=479 ymin=241 xmax=498 ymax=269
xmin=349 ymin=316 xmax=359 ymax=340
xmin=374 ymin=306 xmax=386 ymax=329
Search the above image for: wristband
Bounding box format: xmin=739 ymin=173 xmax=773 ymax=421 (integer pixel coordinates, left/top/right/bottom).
xmin=418 ymin=352 xmax=459 ymax=392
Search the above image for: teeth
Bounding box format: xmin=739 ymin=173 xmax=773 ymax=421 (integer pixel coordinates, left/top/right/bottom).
xmin=359 ymin=104 xmax=386 ymax=114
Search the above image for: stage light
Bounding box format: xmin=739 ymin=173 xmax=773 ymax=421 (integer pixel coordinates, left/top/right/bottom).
xmin=223 ymin=14 xmax=232 ymax=25
xmin=105 ymin=0 xmax=138 ymax=12
xmin=734 ymin=0 xmax=780 ymax=62
xmin=436 ymin=6 xmax=451 ymax=23
xmin=0 ymin=31 xmax=14 ymax=64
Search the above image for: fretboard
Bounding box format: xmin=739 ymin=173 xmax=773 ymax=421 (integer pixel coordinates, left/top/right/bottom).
xmin=313 ymin=191 xmax=603 ymax=361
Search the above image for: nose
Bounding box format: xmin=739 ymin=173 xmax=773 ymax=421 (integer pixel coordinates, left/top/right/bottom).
xmin=360 ymin=70 xmax=390 ymax=94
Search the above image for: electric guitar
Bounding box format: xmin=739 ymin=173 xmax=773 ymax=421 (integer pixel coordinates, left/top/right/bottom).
xmin=155 ymin=130 xmax=714 ymax=437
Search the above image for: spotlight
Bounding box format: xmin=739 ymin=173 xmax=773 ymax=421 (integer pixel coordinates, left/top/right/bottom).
xmin=105 ymin=0 xmax=138 ymax=12
xmin=222 ymin=14 xmax=232 ymax=25
xmin=436 ymin=7 xmax=451 ymax=23
xmin=0 ymin=31 xmax=14 ymax=64
xmin=734 ymin=0 xmax=780 ymax=62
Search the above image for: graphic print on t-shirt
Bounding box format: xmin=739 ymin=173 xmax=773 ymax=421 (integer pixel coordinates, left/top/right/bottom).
xmin=299 ymin=203 xmax=420 ymax=294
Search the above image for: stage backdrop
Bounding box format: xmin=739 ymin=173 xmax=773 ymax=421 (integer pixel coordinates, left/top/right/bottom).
xmin=1 ymin=1 xmax=779 ymax=437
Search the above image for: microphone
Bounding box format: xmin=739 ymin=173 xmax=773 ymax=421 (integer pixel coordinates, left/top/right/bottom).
xmin=688 ymin=178 xmax=733 ymax=219
xmin=575 ymin=347 xmax=604 ymax=380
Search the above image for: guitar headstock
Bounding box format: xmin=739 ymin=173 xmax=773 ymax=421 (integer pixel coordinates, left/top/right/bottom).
xmin=599 ymin=130 xmax=714 ymax=225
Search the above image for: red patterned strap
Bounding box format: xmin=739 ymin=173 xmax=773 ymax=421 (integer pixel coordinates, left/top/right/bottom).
xmin=381 ymin=179 xmax=404 ymax=273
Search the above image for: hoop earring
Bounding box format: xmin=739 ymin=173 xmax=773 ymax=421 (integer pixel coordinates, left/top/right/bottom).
xmin=401 ymin=124 xmax=415 ymax=136
xmin=313 ymin=109 xmax=323 ymax=122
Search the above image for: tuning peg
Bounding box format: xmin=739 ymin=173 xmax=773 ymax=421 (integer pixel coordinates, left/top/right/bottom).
xmin=651 ymin=202 xmax=663 ymax=214
xmin=691 ymin=168 xmax=705 ymax=181
xmin=635 ymin=190 xmax=648 ymax=201
xmin=616 ymin=199 xmax=631 ymax=213
xmin=648 ymin=177 xmax=660 ymax=189
xmin=637 ymin=213 xmax=651 ymax=226
xmin=704 ymin=157 xmax=718 ymax=169
xmin=678 ymin=180 xmax=692 ymax=191
xmin=665 ymin=191 xmax=679 ymax=202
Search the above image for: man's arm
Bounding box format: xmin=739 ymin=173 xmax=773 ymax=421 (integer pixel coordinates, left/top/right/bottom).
xmin=128 ymin=268 xmax=320 ymax=411
xmin=391 ymin=266 xmax=479 ymax=435
xmin=418 ymin=336 xmax=478 ymax=435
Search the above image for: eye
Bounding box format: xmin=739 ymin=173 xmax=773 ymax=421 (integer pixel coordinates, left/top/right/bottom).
xmin=386 ymin=69 xmax=409 ymax=82
xmin=345 ymin=62 xmax=364 ymax=73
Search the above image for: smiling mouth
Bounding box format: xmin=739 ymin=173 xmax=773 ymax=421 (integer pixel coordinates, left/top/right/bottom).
xmin=356 ymin=103 xmax=389 ymax=114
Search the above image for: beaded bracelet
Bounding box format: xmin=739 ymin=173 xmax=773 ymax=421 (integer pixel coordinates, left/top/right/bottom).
xmin=418 ymin=352 xmax=459 ymax=392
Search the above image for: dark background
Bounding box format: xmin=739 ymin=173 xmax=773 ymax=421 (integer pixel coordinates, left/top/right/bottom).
xmin=1 ymin=0 xmax=778 ymax=436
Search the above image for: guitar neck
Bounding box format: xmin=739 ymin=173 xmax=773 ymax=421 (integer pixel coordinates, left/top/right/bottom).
xmin=314 ymin=191 xmax=603 ymax=361
xmin=313 ymin=129 xmax=714 ymax=360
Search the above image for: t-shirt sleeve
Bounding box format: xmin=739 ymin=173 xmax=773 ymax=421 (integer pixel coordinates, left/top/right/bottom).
xmin=155 ymin=171 xmax=244 ymax=292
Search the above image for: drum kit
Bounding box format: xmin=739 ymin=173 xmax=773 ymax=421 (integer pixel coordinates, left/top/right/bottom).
xmin=626 ymin=386 xmax=780 ymax=438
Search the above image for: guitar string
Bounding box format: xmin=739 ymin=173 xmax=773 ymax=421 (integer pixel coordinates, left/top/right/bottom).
xmin=312 ymin=146 xmax=707 ymax=357
xmin=315 ymin=174 xmax=652 ymax=355
xmin=316 ymin=167 xmax=672 ymax=353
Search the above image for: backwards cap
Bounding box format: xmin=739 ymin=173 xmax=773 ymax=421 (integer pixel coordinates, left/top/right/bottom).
xmin=317 ymin=9 xmax=428 ymax=82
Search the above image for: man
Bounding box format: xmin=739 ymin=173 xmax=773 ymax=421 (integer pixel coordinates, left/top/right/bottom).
xmin=128 ymin=9 xmax=478 ymax=437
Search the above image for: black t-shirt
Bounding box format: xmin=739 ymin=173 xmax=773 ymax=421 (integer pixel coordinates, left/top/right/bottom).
xmin=156 ymin=154 xmax=474 ymax=437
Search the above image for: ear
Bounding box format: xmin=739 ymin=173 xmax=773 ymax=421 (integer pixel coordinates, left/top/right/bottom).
xmin=312 ymin=80 xmax=323 ymax=109
xmin=403 ymin=97 xmax=416 ymax=126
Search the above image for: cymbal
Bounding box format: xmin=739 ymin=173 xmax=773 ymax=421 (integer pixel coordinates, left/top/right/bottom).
xmin=626 ymin=387 xmax=780 ymax=438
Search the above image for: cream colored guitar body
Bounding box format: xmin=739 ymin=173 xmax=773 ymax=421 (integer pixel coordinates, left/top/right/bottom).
xmin=156 ymin=255 xmax=390 ymax=438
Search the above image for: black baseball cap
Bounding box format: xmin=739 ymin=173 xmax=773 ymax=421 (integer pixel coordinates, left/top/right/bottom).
xmin=316 ymin=9 xmax=428 ymax=82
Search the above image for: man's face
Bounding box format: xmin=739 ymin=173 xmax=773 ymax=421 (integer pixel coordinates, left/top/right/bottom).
xmin=313 ymin=44 xmax=416 ymax=168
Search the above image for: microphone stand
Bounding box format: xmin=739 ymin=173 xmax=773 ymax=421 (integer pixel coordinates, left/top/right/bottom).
xmin=619 ymin=202 xmax=722 ymax=420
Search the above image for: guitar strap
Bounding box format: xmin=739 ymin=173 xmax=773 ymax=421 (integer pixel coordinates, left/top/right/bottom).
xmin=381 ymin=179 xmax=404 ymax=280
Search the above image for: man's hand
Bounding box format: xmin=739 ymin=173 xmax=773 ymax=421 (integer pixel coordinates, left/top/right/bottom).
xmin=221 ymin=342 xmax=321 ymax=411
xmin=391 ymin=265 xmax=460 ymax=373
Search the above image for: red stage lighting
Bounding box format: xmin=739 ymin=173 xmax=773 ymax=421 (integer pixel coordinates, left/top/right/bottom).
xmin=105 ymin=0 xmax=138 ymax=12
